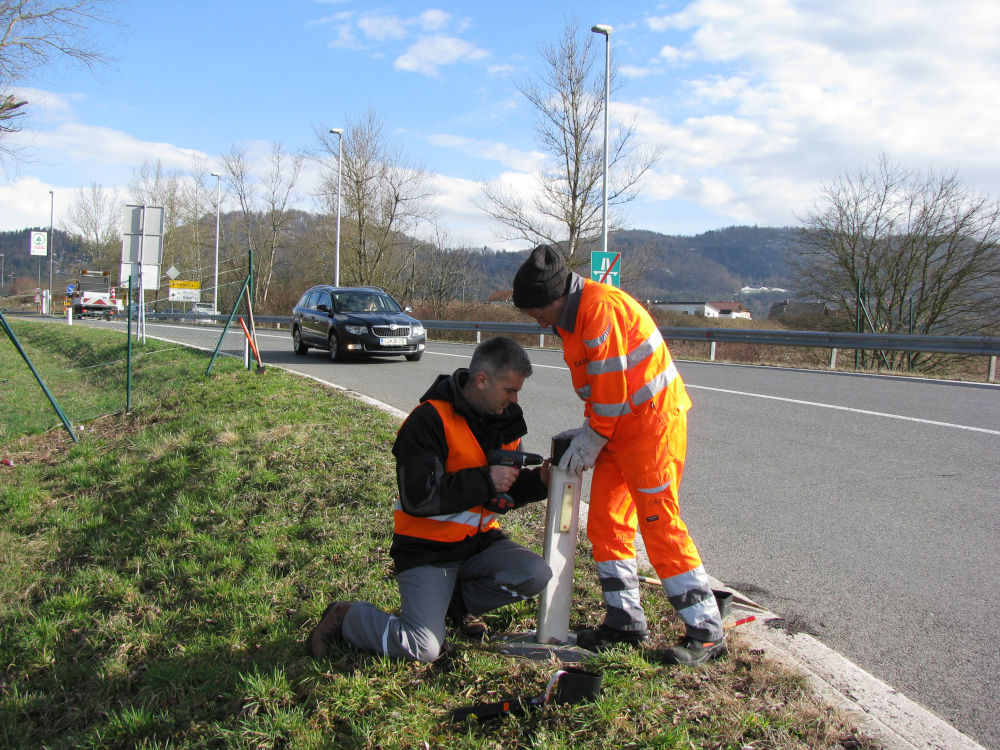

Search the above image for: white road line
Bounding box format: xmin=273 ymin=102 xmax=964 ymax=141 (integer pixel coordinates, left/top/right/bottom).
xmin=426 ymin=349 xmax=998 ymax=435
xmin=688 ymin=384 xmax=1000 ymax=435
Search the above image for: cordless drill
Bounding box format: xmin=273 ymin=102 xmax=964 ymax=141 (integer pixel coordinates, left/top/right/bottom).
xmin=487 ymin=449 xmax=545 ymax=468
xmin=485 ymin=449 xmax=545 ymax=512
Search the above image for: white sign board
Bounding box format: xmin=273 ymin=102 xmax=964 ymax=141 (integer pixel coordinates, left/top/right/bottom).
xmin=120 ymin=263 xmax=161 ymax=291
xmin=121 ymin=205 xmax=164 ymax=265
xmin=121 ymin=233 xmax=163 ymax=266
xmin=168 ymin=287 xmax=201 ymax=302
xmin=30 ymin=231 xmax=48 ymax=257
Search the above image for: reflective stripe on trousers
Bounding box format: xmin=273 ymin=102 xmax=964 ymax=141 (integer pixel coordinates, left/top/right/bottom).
xmin=595 ymin=558 xmax=647 ymax=634
xmin=660 ymin=564 xmax=723 ymax=642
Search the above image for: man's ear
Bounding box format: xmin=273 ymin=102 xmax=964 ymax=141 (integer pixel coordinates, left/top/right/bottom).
xmin=473 ymin=370 xmax=490 ymax=390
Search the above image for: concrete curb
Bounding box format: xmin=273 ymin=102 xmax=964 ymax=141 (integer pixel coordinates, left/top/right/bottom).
xmin=716 ymin=587 xmax=986 ymax=750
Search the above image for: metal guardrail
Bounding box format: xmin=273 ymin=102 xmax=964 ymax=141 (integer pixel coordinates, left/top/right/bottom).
xmin=134 ymin=312 xmax=1000 ymax=381
xmin=415 ymin=320 xmax=1000 ymax=357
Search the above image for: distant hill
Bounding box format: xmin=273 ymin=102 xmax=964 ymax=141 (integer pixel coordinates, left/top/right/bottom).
xmin=474 ymin=225 xmax=804 ymax=320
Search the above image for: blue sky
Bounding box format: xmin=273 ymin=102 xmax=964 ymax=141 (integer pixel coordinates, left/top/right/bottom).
xmin=4 ymin=0 xmax=1000 ymax=250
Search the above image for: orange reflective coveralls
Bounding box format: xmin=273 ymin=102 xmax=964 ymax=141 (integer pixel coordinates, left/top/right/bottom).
xmin=555 ymin=273 xmax=722 ymax=641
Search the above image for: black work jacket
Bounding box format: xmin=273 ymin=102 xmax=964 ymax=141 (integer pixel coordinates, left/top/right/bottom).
xmin=390 ymin=368 xmax=547 ymax=573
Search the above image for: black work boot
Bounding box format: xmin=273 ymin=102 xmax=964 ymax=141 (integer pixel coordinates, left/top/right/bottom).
xmin=307 ymin=601 xmax=354 ymax=657
xmin=662 ymin=634 xmax=727 ymax=665
xmin=576 ymin=624 xmax=648 ymax=651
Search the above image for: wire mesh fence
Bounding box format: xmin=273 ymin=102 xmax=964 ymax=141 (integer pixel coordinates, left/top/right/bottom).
xmin=1 ymin=308 xmax=253 ymax=443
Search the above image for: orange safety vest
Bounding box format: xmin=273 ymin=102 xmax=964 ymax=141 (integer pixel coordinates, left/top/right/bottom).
xmin=558 ymin=279 xmax=692 ymax=438
xmin=393 ymin=399 xmax=520 ymax=543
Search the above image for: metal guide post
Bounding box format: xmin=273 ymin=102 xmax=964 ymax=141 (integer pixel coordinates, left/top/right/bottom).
xmin=536 ymin=435 xmax=581 ymax=645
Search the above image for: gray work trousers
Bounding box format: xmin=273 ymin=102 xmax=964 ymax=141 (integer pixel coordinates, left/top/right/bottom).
xmin=341 ymin=538 xmax=551 ymax=662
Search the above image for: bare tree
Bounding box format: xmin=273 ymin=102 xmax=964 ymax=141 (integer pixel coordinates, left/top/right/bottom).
xmin=221 ymin=143 xmax=303 ymax=307
xmin=478 ymin=19 xmax=658 ymax=269
xmin=407 ymin=224 xmax=473 ymax=316
xmin=61 ymin=181 xmax=121 ymax=270
xmin=796 ymin=154 xmax=1000 ymax=370
xmin=315 ymin=107 xmax=438 ymax=294
xmin=0 ymin=0 xmax=115 ymax=157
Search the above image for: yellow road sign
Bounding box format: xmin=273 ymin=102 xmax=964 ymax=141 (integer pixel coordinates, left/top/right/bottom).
xmin=169 ymin=280 xmax=201 ymax=289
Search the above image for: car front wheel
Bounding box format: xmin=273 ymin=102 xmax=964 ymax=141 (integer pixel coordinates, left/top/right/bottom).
xmin=328 ymin=331 xmax=341 ymax=362
xmin=292 ymin=327 xmax=309 ymax=355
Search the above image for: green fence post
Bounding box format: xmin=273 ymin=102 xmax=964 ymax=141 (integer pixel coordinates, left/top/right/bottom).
xmin=0 ymin=310 xmax=78 ymax=442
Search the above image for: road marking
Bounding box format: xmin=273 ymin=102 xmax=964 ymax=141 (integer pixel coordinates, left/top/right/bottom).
xmin=688 ymin=385 xmax=1000 ymax=436
xmin=429 ymin=348 xmax=998 ymax=434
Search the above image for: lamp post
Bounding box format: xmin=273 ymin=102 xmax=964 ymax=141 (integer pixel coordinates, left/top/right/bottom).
xmin=329 ymin=128 xmax=343 ymax=287
xmin=211 ymin=172 xmax=221 ymax=314
xmin=0 ymin=253 xmax=4 ymax=295
xmin=591 ymin=24 xmax=612 ymax=257
xmin=48 ymin=190 xmax=54 ymax=313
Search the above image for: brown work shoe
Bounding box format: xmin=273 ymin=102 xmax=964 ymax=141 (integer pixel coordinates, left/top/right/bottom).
xmin=447 ymin=587 xmax=488 ymax=640
xmin=307 ymin=601 xmax=353 ymax=657
xmin=458 ymin=612 xmax=488 ymax=640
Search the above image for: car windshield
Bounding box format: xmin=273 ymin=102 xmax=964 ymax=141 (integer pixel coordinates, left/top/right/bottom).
xmin=335 ymin=292 xmax=402 ymax=313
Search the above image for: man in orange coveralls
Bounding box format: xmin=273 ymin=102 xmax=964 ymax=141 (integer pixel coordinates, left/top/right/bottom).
xmin=512 ymin=244 xmax=724 ymax=664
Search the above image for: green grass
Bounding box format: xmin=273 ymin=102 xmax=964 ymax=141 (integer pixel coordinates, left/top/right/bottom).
xmin=0 ymin=322 xmax=881 ymax=749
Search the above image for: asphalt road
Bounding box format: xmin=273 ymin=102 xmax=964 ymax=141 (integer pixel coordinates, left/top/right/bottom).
xmin=85 ymin=320 xmax=1000 ymax=748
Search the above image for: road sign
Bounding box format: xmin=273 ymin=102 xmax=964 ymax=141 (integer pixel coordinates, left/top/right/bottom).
xmin=168 ymin=280 xmax=201 ymax=289
xmin=30 ymin=231 xmax=48 ymax=257
xmin=591 ymin=250 xmax=621 ymax=288
xmin=66 ymin=284 xmax=75 ymax=294
xmin=168 ymin=287 xmax=201 ymax=302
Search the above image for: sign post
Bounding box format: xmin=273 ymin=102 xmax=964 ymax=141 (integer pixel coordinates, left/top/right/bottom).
xmin=590 ymin=250 xmax=621 ymax=288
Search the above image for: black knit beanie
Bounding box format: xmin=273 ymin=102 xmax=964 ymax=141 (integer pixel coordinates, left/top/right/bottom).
xmin=512 ymin=244 xmax=570 ymax=309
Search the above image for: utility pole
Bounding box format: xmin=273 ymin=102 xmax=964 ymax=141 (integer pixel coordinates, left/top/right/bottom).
xmin=48 ymin=191 xmax=54 ymax=314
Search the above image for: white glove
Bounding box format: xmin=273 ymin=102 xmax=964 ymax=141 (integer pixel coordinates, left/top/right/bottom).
xmin=558 ymin=422 xmax=608 ymax=475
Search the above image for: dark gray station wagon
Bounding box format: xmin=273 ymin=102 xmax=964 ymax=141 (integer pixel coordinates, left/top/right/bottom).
xmin=291 ymin=285 xmax=426 ymax=362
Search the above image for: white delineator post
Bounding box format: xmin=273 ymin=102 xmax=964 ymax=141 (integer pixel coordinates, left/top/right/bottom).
xmin=536 ymin=435 xmax=582 ymax=644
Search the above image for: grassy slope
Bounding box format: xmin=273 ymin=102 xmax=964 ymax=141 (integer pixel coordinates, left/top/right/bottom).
xmin=0 ymin=323 xmax=878 ymax=749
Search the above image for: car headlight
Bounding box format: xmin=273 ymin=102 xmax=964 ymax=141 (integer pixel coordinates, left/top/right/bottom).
xmin=345 ymin=325 xmax=368 ymax=335
xmin=411 ymin=324 xmax=425 ymax=336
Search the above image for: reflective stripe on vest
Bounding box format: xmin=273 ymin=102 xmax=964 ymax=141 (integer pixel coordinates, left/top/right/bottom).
xmin=560 ymin=280 xmax=691 ymax=433
xmin=393 ymin=399 xmax=519 ymax=543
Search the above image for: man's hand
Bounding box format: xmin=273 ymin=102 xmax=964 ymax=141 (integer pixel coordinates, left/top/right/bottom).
xmin=489 ymin=464 xmax=519 ymax=493
xmin=558 ymin=422 xmax=608 ymax=475
xmin=539 ymin=458 xmax=552 ymax=487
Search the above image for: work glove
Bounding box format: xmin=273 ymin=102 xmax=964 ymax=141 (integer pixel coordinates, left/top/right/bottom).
xmin=558 ymin=422 xmax=608 ymax=475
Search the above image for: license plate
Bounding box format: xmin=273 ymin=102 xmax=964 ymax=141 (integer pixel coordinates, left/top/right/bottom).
xmin=379 ymin=337 xmax=407 ymax=346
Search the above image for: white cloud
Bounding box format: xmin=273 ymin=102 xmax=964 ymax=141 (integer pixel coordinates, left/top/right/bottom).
xmin=630 ymin=0 xmax=1000 ymax=229
xmin=417 ymin=9 xmax=450 ymax=31
xmin=620 ymin=65 xmax=651 ymax=79
xmin=0 ymin=177 xmax=64 ymax=231
xmin=358 ymin=14 xmax=407 ymax=41
xmin=427 ymin=134 xmax=542 ymax=172
xmin=36 ymin=124 xmax=206 ymax=172
xmin=395 ymin=35 xmax=489 ymax=76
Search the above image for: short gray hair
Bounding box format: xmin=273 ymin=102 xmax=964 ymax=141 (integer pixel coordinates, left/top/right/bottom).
xmin=468 ymin=336 xmax=532 ymax=380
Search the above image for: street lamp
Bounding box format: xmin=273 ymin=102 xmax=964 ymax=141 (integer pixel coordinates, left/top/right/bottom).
xmin=48 ymin=190 xmax=54 ymax=313
xmin=329 ymin=128 xmax=343 ymax=287
xmin=591 ymin=24 xmax=612 ymax=257
xmin=211 ymin=172 xmax=221 ymax=314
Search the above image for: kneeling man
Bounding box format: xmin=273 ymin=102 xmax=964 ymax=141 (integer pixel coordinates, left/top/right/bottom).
xmin=308 ymin=336 xmax=552 ymax=662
